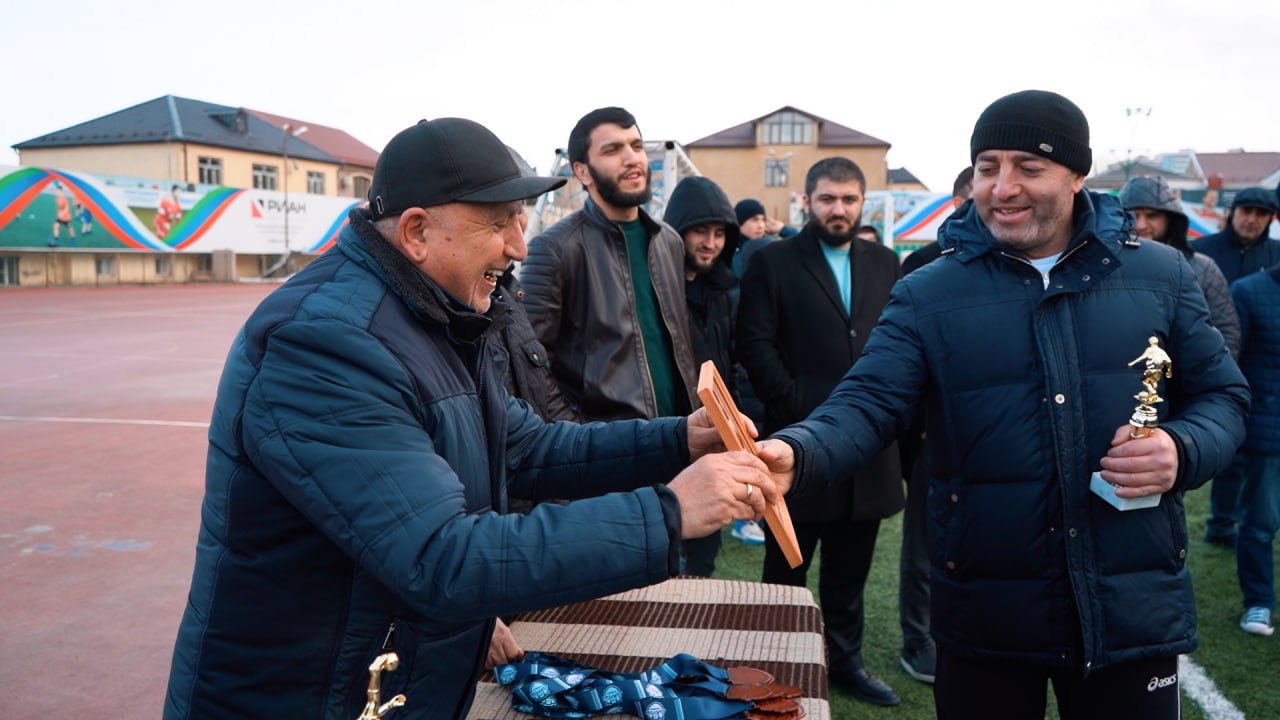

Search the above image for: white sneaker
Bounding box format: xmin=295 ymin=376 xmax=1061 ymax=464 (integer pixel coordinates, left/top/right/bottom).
xmin=1240 ymin=607 xmax=1274 ymax=636
xmin=731 ymin=520 xmax=766 ymax=545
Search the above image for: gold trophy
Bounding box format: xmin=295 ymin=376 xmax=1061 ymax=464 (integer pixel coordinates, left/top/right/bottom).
xmin=1090 ymin=337 xmax=1171 ymax=511
xmin=358 ymin=652 xmax=407 ymax=720
xmin=1127 ymin=336 xmax=1173 ymax=439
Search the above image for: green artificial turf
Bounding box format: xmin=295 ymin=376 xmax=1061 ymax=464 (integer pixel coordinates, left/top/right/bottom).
xmin=711 ymin=485 xmax=1277 ymax=718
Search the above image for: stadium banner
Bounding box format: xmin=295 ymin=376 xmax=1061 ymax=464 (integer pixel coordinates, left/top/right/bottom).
xmin=0 ymin=165 xmax=362 ymax=254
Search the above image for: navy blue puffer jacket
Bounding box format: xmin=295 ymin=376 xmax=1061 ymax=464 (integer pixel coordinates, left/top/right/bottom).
xmin=164 ymin=211 xmax=687 ymax=719
xmin=775 ymin=191 xmax=1248 ymax=672
xmin=1232 ymin=268 xmax=1280 ymax=454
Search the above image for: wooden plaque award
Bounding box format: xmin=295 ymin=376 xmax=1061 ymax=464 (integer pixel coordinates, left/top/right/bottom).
xmin=696 ymin=361 xmax=803 ymax=568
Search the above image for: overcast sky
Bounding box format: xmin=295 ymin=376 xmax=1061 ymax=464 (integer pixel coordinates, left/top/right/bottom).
xmin=4 ymin=0 xmax=1276 ymax=192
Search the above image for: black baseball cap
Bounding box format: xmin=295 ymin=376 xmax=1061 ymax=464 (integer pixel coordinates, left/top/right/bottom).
xmin=368 ymin=118 xmax=566 ymax=220
xmin=1231 ymin=186 xmax=1279 ymax=214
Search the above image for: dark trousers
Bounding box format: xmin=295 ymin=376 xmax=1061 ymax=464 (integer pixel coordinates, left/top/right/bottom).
xmin=1208 ymin=451 xmax=1248 ymax=542
xmin=762 ymin=517 xmax=880 ymax=671
xmin=935 ymin=648 xmax=1179 ymax=720
xmin=899 ymin=444 xmax=931 ymax=652
xmin=682 ymin=529 xmax=721 ymax=578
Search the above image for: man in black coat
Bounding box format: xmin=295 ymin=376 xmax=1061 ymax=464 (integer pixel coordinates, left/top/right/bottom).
xmin=737 ymin=157 xmax=905 ymax=706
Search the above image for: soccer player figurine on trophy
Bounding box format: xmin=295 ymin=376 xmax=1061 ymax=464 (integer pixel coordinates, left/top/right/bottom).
xmin=357 ymin=652 xmax=406 ymax=719
xmin=1091 ymin=337 xmax=1173 ymax=510
xmin=1127 ymin=336 xmax=1173 ymax=439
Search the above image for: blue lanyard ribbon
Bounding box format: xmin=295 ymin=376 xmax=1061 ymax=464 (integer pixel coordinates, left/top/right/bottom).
xmin=494 ymin=652 xmax=754 ymax=719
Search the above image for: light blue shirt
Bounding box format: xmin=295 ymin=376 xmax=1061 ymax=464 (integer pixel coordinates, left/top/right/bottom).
xmin=821 ymin=242 xmax=852 ymax=314
xmin=1028 ymin=253 xmax=1062 ymax=289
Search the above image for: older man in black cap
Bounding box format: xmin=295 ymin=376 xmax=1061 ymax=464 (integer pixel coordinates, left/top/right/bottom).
xmin=751 ymin=90 xmax=1248 ymax=718
xmin=162 ymin=117 xmax=781 ymax=720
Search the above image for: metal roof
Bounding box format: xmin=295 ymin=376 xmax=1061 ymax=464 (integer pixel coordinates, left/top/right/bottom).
xmin=13 ymin=95 xmax=340 ymax=164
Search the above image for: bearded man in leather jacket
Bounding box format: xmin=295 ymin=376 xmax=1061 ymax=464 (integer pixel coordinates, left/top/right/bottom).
xmin=521 ymin=107 xmax=697 ymax=422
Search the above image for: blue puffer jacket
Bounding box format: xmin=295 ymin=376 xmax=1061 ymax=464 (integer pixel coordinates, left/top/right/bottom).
xmin=164 ymin=210 xmax=687 ymax=719
xmin=775 ymin=191 xmax=1248 ymax=672
xmin=1232 ymin=268 xmax=1280 ymax=454
xmin=1192 ymin=221 xmax=1280 ymax=284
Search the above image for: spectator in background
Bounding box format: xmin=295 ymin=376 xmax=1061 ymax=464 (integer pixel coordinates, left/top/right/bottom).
xmin=855 ymin=225 xmax=882 ymax=244
xmin=1193 ymin=187 xmax=1280 ymax=284
xmin=522 ymin=107 xmax=698 ymax=423
xmin=732 ymin=198 xmax=798 ymax=277
xmin=664 ymin=175 xmax=750 ymax=571
xmin=727 ymin=197 xmax=794 ymax=470
xmin=1120 ymin=175 xmax=1240 ymax=358
xmin=1193 ymin=186 xmax=1280 ymax=548
xmin=1230 ymin=262 xmax=1280 ymax=637
xmin=738 ymin=157 xmax=904 ymax=706
xmin=493 ymin=148 xmax=564 ymax=424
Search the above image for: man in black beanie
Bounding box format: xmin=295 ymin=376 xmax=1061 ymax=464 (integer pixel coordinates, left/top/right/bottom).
xmin=746 ymin=90 xmax=1247 ymax=718
xmin=732 ymin=197 xmax=798 ymax=277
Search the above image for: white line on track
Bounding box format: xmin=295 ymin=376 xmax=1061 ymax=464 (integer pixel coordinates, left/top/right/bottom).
xmin=1181 ymin=654 xmax=1245 ymax=719
xmin=0 ymin=415 xmax=208 ymax=428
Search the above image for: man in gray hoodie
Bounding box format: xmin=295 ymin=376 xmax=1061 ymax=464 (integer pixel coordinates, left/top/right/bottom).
xmin=1119 ymin=175 xmax=1240 ymax=358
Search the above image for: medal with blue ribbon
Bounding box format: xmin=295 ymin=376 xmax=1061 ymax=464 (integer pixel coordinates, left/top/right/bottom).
xmin=494 ymin=652 xmax=802 ymax=719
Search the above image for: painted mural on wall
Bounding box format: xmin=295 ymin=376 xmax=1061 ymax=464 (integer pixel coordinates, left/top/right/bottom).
xmin=862 ymin=189 xmax=1244 ymax=249
xmin=0 ymin=166 xmax=362 ymax=254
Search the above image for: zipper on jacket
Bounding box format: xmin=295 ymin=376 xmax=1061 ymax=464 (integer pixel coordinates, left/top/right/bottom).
xmin=381 ymin=621 xmax=396 ymax=650
xmin=1000 ymin=240 xmax=1090 ymax=289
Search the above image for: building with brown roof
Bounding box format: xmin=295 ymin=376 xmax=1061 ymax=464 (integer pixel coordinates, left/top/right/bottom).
xmin=685 ymin=107 xmax=893 ymax=221
xmin=13 ymin=95 xmax=378 ymax=200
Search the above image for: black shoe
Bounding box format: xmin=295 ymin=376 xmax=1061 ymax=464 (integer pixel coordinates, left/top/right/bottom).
xmin=830 ymin=665 xmax=900 ymax=706
xmin=1204 ymin=532 xmax=1236 ymax=549
xmin=900 ymin=644 xmax=936 ymax=684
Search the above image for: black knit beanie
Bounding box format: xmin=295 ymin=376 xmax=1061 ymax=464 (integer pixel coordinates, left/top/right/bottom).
xmin=734 ymin=198 xmax=766 ymax=226
xmin=970 ymin=90 xmax=1092 ymax=176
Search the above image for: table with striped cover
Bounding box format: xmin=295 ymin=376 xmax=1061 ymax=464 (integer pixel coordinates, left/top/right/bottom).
xmin=466 ymin=577 xmax=829 ymax=720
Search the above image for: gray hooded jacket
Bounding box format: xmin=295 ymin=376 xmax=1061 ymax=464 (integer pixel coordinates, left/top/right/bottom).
xmin=1120 ymin=176 xmax=1240 ymax=358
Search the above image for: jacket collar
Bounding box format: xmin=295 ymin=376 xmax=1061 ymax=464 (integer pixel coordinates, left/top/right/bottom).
xmin=939 ymin=190 xmax=1132 ymax=265
xmin=341 ymin=209 xmax=511 ymax=342
xmin=582 ymin=197 xmax=664 ymax=237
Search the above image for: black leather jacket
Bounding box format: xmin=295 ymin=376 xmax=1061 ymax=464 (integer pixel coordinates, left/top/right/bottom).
xmin=521 ymin=198 xmax=697 ymax=421
xmin=492 ymin=268 xmax=564 ymax=421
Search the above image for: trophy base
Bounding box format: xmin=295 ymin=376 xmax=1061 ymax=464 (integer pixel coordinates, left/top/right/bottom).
xmin=1090 ymin=472 xmax=1161 ymax=511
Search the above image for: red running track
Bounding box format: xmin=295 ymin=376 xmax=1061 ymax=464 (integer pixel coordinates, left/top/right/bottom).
xmin=0 ymin=284 xmax=275 ymax=719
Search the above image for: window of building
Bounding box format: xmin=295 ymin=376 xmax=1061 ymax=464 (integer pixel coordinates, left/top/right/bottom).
xmin=253 ymin=164 xmax=279 ymax=190
xmin=198 ymin=156 xmax=223 ymax=185
xmin=155 ymin=255 xmax=172 ymax=276
xmin=765 ymin=158 xmax=790 ymax=187
xmin=353 ymin=175 xmax=371 ymax=199
xmin=195 ymin=254 xmax=213 ymax=273
xmin=96 ymin=256 xmax=115 ymax=277
xmin=307 ymin=171 xmax=325 ymax=195
xmin=0 ymin=256 xmax=17 ymax=286
xmin=762 ymin=111 xmax=813 ymax=145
